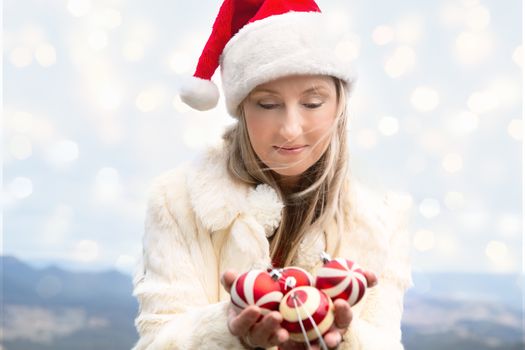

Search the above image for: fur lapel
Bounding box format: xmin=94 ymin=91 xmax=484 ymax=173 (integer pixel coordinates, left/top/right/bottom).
xmin=186 ymin=142 xmax=284 ymax=237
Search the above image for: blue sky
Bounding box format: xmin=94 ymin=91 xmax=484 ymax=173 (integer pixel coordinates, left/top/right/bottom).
xmin=3 ymin=0 xmax=522 ymax=275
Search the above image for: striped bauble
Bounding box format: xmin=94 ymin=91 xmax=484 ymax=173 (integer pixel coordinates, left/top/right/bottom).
xmin=230 ymin=270 xmax=283 ymax=315
xmin=279 ymin=286 xmax=334 ymax=342
xmin=274 ymin=266 xmax=314 ymax=293
xmin=315 ymin=258 xmax=367 ymax=306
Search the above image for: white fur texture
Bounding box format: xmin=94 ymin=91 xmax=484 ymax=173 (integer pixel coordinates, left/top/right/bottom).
xmin=179 ymin=76 xmax=220 ymax=111
xmin=132 ymin=142 xmax=413 ymax=350
xmin=220 ymin=11 xmax=357 ymax=117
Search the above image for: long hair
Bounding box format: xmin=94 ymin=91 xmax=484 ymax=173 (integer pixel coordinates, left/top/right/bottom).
xmin=222 ymin=77 xmax=349 ymax=267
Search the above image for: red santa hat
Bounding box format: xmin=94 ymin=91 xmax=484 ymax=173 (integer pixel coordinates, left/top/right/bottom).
xmin=179 ymin=0 xmax=355 ymax=117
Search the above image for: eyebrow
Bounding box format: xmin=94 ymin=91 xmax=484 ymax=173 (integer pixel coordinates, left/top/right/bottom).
xmin=251 ymin=85 xmax=331 ymax=95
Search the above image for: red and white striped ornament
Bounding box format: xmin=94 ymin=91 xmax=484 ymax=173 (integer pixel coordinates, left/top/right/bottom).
xmin=230 ymin=269 xmax=283 ymax=315
xmin=315 ymin=257 xmax=368 ymax=306
xmin=280 ymin=286 xmax=334 ymax=343
xmin=270 ymin=266 xmax=314 ymax=293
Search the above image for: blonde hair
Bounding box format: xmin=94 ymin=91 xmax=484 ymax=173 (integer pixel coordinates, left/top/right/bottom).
xmin=222 ymin=77 xmax=349 ymax=267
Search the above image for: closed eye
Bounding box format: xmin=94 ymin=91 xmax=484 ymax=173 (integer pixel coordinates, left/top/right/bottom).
xmin=258 ymin=103 xmax=280 ymax=110
xmin=303 ymin=103 xmax=324 ymax=109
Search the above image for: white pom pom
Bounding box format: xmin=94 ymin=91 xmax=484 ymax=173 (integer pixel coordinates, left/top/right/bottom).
xmin=179 ymin=76 xmax=220 ymax=111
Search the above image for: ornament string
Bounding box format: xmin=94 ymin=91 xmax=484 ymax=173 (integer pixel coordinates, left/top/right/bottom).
xmin=291 ymin=293 xmax=328 ymax=350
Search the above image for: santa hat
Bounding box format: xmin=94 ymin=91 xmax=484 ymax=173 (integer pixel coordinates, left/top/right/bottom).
xmin=179 ymin=0 xmax=355 ymax=117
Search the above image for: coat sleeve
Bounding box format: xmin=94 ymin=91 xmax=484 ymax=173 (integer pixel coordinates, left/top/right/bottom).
xmin=343 ymin=193 xmax=413 ymax=350
xmin=132 ymin=172 xmax=246 ymax=350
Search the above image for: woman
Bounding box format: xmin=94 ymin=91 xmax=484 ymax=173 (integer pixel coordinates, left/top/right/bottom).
xmin=132 ymin=1 xmax=412 ymax=349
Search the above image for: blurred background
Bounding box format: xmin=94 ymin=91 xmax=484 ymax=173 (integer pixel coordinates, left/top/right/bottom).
xmin=2 ymin=0 xmax=523 ymax=349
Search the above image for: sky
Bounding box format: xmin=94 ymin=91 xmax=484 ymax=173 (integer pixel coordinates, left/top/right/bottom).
xmin=3 ymin=0 xmax=523 ymax=277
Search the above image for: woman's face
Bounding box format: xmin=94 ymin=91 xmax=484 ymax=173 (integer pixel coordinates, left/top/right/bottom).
xmin=243 ymin=75 xmax=339 ymax=185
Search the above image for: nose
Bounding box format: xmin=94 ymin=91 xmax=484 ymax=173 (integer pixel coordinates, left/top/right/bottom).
xmin=279 ymin=106 xmax=302 ymax=142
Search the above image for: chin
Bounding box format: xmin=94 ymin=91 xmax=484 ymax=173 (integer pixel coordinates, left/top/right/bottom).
xmin=271 ymin=165 xmax=308 ymax=177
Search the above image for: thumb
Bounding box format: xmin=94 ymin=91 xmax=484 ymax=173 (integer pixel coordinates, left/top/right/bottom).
xmin=221 ymin=270 xmax=238 ymax=293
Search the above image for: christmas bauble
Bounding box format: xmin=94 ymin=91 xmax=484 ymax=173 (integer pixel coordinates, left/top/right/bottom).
xmin=315 ymin=258 xmax=367 ymax=306
xmin=271 ymin=266 xmax=314 ymax=293
xmin=230 ymin=269 xmax=283 ymax=315
xmin=279 ymin=286 xmax=334 ymax=342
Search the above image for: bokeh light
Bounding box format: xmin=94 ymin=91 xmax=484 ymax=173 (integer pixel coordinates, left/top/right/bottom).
xmin=485 ymin=240 xmax=512 ymax=270
xmin=122 ymin=41 xmax=145 ymax=62
xmin=7 ymin=111 xmax=33 ymax=133
xmin=88 ymin=30 xmax=108 ymax=51
xmin=10 ymin=46 xmax=33 ymax=68
xmin=355 ymin=128 xmax=378 ymax=149
xmin=497 ymin=214 xmax=521 ymax=238
xmin=419 ymin=198 xmax=441 ymax=219
xmin=35 ymin=43 xmax=57 ymax=67
xmin=372 ymin=25 xmax=394 ymax=46
xmin=413 ymin=229 xmax=435 ymax=252
xmin=96 ymin=8 xmax=122 ymax=29
xmin=7 ymin=177 xmax=33 ymax=200
xmin=455 ymin=31 xmax=494 ymax=65
xmin=444 ymin=191 xmax=466 ymax=211
xmin=73 ymin=240 xmax=100 ymax=262
xmin=435 ymin=234 xmax=460 ymax=256
xmin=384 ymin=46 xmax=416 ymax=78
xmin=417 ymin=130 xmax=446 ymax=154
xmin=467 ymin=89 xmax=499 ymax=114
xmin=442 ymin=153 xmax=463 ymax=173
xmin=9 ymin=135 xmax=33 ymax=160
xmin=394 ymin=14 xmax=424 ymax=45
xmin=169 ymin=52 xmax=192 ymax=74
xmin=410 ymin=86 xmax=440 ymax=112
xmin=96 ymin=82 xmax=123 ymax=111
xmin=378 ymin=115 xmax=399 ymax=136
xmin=135 ymin=87 xmax=166 ymax=113
xmin=45 ymin=140 xmax=79 ymax=165
xmin=43 ymin=205 xmax=74 ymax=244
xmin=447 ymin=110 xmax=479 ymax=134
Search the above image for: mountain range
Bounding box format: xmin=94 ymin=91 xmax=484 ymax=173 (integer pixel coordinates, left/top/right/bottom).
xmin=1 ymin=256 xmax=523 ymax=349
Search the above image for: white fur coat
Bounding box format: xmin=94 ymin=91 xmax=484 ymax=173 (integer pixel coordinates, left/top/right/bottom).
xmin=132 ymin=143 xmax=413 ymax=350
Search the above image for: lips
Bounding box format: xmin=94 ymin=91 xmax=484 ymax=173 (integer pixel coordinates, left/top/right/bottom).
xmin=274 ymin=145 xmax=306 ymax=150
xmin=273 ymin=145 xmax=308 ymax=155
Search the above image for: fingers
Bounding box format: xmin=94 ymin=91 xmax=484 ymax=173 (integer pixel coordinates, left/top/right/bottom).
xmin=228 ymin=307 xmax=289 ymax=348
xmin=228 ymin=305 xmax=260 ymax=336
xmin=250 ymin=311 xmax=284 ymax=345
xmin=333 ymin=299 xmax=352 ymax=329
xmin=314 ymin=299 xmax=352 ymax=349
xmin=323 ymin=330 xmax=343 ymax=348
xmin=221 ymin=270 xmax=237 ymax=293
xmin=268 ymin=327 xmax=289 ymax=345
xmin=363 ymin=270 xmax=378 ymax=288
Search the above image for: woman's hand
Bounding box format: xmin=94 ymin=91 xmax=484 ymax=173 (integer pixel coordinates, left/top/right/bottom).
xmin=221 ymin=270 xmax=290 ymax=349
xmin=221 ymin=269 xmax=378 ymax=350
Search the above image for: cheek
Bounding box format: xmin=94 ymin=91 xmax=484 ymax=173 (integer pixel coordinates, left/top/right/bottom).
xmin=306 ymin=110 xmax=337 ymax=145
xmin=245 ymin=116 xmax=271 ymax=154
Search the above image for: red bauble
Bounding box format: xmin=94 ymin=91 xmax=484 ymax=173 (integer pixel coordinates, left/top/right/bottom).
xmin=315 ymin=258 xmax=367 ymax=306
xmin=230 ymin=269 xmax=283 ymax=315
xmin=271 ymin=266 xmax=314 ymax=293
xmin=279 ymin=286 xmax=334 ymax=343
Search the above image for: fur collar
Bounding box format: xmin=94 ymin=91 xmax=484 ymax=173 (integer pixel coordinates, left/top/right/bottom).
xmin=186 ymin=142 xmax=284 ymax=237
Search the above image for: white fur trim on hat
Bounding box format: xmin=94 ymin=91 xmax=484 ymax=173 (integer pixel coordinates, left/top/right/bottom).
xmin=179 ymin=76 xmax=220 ymax=111
xmin=220 ymin=11 xmax=357 ymax=117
